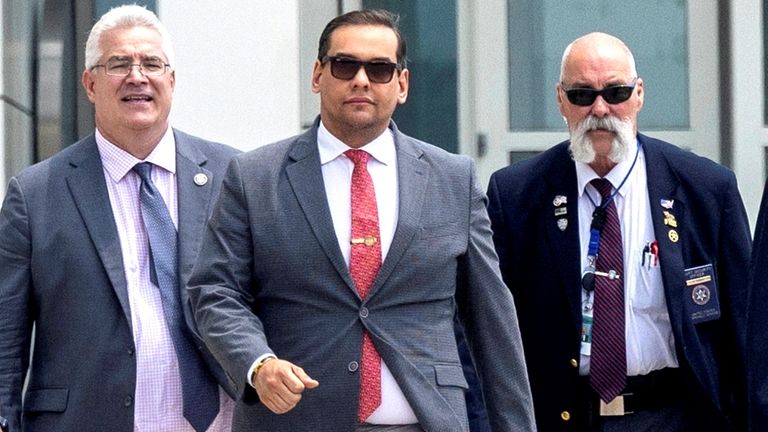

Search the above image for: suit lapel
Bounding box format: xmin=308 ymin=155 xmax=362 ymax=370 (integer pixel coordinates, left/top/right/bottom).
xmin=642 ymin=136 xmax=686 ymax=336
xmin=175 ymin=133 xmax=214 ymax=305
xmin=543 ymin=146 xmax=583 ymax=330
xmin=369 ymin=131 xmax=428 ymax=295
xmin=286 ymin=128 xmax=355 ymax=291
xmin=65 ymin=136 xmax=131 ymax=327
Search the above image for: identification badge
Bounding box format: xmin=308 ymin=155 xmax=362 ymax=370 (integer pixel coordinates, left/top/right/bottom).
xmin=580 ymin=313 xmax=593 ymax=356
xmin=684 ymin=264 xmax=720 ymax=323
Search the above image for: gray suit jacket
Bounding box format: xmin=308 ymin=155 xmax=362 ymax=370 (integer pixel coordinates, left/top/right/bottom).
xmin=0 ymin=130 xmax=239 ymax=432
xmin=188 ymin=121 xmax=536 ymax=432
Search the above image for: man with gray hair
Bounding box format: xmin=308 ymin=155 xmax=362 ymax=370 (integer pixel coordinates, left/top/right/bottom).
xmin=486 ymin=32 xmax=749 ymax=431
xmin=0 ymin=5 xmax=237 ymax=431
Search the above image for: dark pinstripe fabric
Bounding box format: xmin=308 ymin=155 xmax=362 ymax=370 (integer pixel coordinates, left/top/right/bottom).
xmin=589 ymin=179 xmax=626 ymax=403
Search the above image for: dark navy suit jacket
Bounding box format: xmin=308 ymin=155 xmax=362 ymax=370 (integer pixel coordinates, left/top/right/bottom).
xmin=487 ymin=133 xmax=750 ymax=431
xmin=746 ymin=177 xmax=768 ymax=431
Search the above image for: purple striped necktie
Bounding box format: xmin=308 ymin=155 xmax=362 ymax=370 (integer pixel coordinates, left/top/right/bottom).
xmin=589 ymin=178 xmax=627 ymax=402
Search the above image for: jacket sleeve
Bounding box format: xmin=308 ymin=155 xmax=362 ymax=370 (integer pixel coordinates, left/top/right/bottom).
xmin=455 ymin=161 xmax=537 ymax=431
xmin=186 ymin=157 xmax=273 ymax=403
xmin=0 ymin=177 xmax=35 ymax=431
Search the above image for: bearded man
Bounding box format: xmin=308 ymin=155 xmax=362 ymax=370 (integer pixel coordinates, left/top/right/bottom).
xmin=485 ymin=32 xmax=750 ymax=432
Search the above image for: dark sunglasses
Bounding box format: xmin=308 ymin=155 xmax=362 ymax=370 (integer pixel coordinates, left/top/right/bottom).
xmin=321 ymin=55 xmax=401 ymax=84
xmin=562 ymin=78 xmax=638 ymax=106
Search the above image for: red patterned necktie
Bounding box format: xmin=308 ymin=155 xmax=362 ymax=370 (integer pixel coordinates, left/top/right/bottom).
xmin=589 ymin=178 xmax=627 ymax=403
xmin=346 ymin=149 xmax=382 ymax=421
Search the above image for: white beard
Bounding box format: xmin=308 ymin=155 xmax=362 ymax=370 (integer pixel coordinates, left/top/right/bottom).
xmin=569 ymin=115 xmax=635 ymax=164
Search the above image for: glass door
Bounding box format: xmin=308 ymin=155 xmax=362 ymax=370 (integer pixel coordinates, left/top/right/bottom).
xmin=460 ymin=0 xmax=721 ymax=185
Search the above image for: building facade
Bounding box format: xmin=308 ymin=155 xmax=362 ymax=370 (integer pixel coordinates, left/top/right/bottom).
xmin=1 ymin=0 xmax=765 ymax=225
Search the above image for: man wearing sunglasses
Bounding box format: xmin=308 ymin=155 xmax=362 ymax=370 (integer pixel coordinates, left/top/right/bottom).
xmin=486 ymin=32 xmax=749 ymax=431
xmin=187 ymin=8 xmax=535 ymax=432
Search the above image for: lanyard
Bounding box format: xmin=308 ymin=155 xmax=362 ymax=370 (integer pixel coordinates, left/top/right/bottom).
xmin=581 ymin=141 xmax=641 ymax=292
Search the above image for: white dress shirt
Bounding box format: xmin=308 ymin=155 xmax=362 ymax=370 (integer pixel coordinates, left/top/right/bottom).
xmin=576 ymin=144 xmax=679 ymax=377
xmin=96 ymin=128 xmax=233 ymax=432
xmin=318 ymin=121 xmax=418 ymax=425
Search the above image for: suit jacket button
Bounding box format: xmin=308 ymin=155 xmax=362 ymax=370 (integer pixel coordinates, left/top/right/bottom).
xmin=128 ymin=348 xmax=135 ymax=356
xmin=359 ymin=307 xmax=369 ymax=318
xmin=348 ymin=361 xmax=359 ymax=372
xmin=560 ymin=411 xmax=571 ymax=421
xmin=569 ymin=358 xmax=578 ymax=368
xmin=124 ymin=396 xmax=133 ymax=407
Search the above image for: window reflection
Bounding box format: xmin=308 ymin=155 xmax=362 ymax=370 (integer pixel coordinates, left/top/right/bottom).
xmin=507 ymin=0 xmax=688 ymax=131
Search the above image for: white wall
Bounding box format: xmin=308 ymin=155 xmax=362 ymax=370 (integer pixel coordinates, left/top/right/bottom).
xmin=159 ymin=0 xmax=302 ymax=151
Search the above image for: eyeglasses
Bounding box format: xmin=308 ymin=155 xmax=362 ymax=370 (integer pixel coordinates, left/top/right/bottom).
xmin=321 ymin=55 xmax=401 ymax=84
xmin=562 ymin=78 xmax=638 ymax=106
xmin=91 ymin=58 xmax=171 ymax=76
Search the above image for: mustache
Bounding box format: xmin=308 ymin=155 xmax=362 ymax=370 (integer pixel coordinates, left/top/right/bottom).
xmin=578 ymin=115 xmax=624 ymax=132
xmin=568 ymin=115 xmax=634 ymax=164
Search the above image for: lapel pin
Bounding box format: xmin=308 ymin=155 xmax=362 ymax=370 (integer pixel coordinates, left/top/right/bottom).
xmin=193 ymin=173 xmax=209 ymax=186
xmin=668 ymin=229 xmax=679 ymax=243
xmin=557 ymin=218 xmax=568 ymax=231
xmin=553 ymin=195 xmax=567 ymax=206
xmin=554 ymin=207 xmax=567 ymax=216
xmin=660 ymin=198 xmax=674 ymax=209
xmin=663 ymin=210 xmax=678 ymax=227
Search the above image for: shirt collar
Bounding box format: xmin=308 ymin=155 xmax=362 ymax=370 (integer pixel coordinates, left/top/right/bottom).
xmin=96 ymin=127 xmax=177 ymax=183
xmin=317 ymin=121 xmax=396 ymax=166
xmin=575 ymin=140 xmax=641 ymax=199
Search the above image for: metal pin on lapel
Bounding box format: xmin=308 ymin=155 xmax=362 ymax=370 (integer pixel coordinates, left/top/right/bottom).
xmin=663 ymin=210 xmax=677 ymax=227
xmin=668 ymin=229 xmax=679 ymax=242
xmin=193 ymin=173 xmax=209 ymax=186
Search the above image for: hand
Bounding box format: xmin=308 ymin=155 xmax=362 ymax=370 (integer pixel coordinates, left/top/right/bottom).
xmin=252 ymin=358 xmax=319 ymax=414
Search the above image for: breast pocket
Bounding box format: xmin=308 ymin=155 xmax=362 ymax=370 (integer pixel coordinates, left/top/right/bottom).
xmin=419 ymin=222 xmax=463 ymax=239
xmin=634 ymin=263 xmax=666 ymax=312
xmin=23 ymin=388 xmax=69 ymax=413
xmin=434 ymin=364 xmax=469 ymax=389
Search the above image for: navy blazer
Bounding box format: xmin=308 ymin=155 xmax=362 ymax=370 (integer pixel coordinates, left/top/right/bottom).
xmin=747 ymin=177 xmax=768 ymax=431
xmin=487 ymin=134 xmax=750 ymax=431
xmin=0 ymin=130 xmax=239 ymax=431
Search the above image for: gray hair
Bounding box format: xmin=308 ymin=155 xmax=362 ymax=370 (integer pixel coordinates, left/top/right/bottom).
xmin=84 ymin=4 xmax=174 ymax=70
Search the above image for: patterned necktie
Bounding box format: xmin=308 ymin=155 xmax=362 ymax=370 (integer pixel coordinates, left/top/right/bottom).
xmin=345 ymin=150 xmax=383 ymax=422
xmin=589 ymin=178 xmax=627 ymax=403
xmin=133 ymin=162 xmax=219 ymax=432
